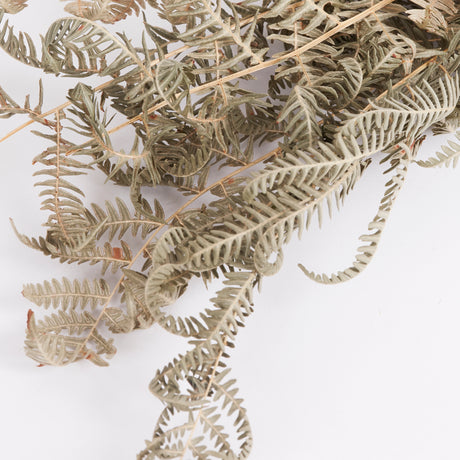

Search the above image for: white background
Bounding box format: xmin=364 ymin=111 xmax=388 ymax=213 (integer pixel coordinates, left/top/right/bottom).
xmin=1 ymin=4 xmax=460 ymax=460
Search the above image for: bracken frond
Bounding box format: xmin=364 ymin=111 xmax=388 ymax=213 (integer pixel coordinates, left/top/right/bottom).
xmin=62 ymin=0 xmax=146 ymax=24
xmin=3 ymin=1 xmax=460 ymax=458
xmin=416 ymin=127 xmax=460 ymax=167
xmin=0 ymin=0 xmax=27 ymax=14
xmin=23 ymin=277 xmax=110 ymax=310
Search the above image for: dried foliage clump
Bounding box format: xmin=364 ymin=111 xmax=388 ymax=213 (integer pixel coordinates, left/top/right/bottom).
xmin=1 ymin=0 xmax=459 ymax=457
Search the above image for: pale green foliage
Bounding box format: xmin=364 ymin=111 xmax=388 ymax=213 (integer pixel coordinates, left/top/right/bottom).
xmin=0 ymin=80 xmax=43 ymax=120
xmin=140 ymin=367 xmax=252 ymax=460
xmin=417 ymin=127 xmax=460 ymax=167
xmin=0 ymin=0 xmax=27 ymax=14
xmin=407 ymin=0 xmax=456 ymax=37
xmin=61 ymin=0 xmax=146 ymax=23
xmin=23 ymin=277 xmax=110 ymax=310
xmin=1 ymin=0 xmax=459 ymax=458
xmin=0 ymin=9 xmax=40 ymax=66
xmin=300 ymin=155 xmax=410 ymax=283
xmin=154 ymin=0 xmax=268 ymax=73
xmin=25 ymin=309 xmax=116 ymax=366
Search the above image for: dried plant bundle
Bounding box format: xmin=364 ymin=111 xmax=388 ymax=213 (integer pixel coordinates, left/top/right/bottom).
xmin=1 ymin=0 xmax=459 ymax=458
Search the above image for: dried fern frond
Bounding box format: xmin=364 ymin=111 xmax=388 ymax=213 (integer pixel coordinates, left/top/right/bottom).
xmin=0 ymin=80 xmax=43 ymax=121
xmin=25 ymin=308 xmax=116 ymax=366
xmin=416 ymin=127 xmax=460 ymax=167
xmin=1 ymin=0 xmax=459 ymax=458
xmin=0 ymin=0 xmax=27 ymax=14
xmin=23 ymin=277 xmax=110 ymax=311
xmin=0 ymin=9 xmax=41 ymax=66
xmin=407 ymin=0 xmax=457 ymax=37
xmin=61 ymin=0 xmax=146 ymax=23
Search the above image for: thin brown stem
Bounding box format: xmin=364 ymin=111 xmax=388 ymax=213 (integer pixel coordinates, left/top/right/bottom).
xmin=1 ymin=99 xmax=74 ymax=144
